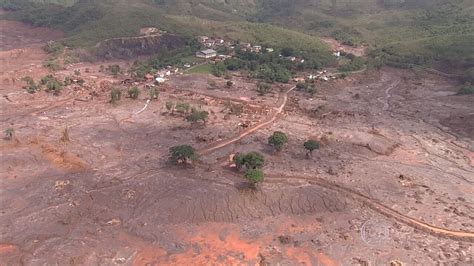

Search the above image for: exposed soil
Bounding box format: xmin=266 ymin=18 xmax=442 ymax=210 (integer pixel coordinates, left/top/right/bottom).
xmin=1 ymin=22 xmax=473 ymax=265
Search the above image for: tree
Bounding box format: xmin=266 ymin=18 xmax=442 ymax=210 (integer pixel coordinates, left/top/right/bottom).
xmin=233 ymin=153 xmax=245 ymax=170
xmin=186 ymin=110 xmax=209 ymax=126
xmin=245 ymin=169 xmax=264 ymax=184
xmin=128 ymin=87 xmax=140 ymax=99
xmin=169 ymin=145 xmax=198 ymax=166
xmin=4 ymin=127 xmax=14 ymax=140
xmin=268 ymin=131 xmax=288 ymax=152
xmin=110 ymin=88 xmax=122 ymax=104
xmin=149 ymin=87 xmax=159 ymax=100
xmin=243 ymin=151 xmax=265 ymax=169
xmin=304 ymin=140 xmax=320 ymax=158
xmin=256 ymin=82 xmax=272 ymax=96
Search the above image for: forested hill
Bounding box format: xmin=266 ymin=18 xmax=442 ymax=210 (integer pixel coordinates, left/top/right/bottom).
xmin=1 ymin=0 xmax=473 ymax=79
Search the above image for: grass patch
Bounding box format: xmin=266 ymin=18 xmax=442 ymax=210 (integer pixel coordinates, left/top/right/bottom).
xmin=186 ymin=63 xmax=213 ymax=74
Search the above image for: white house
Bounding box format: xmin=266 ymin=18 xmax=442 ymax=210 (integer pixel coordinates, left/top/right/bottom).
xmin=196 ymin=49 xmax=217 ymax=59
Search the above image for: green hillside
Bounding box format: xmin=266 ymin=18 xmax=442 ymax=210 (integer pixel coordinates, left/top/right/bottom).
xmin=1 ymin=0 xmax=473 ymax=78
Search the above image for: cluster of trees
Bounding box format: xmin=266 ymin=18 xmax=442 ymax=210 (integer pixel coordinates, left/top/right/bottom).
xmin=165 ymin=101 xmax=209 ymax=126
xmin=211 ymin=47 xmax=326 ymax=84
xmin=21 ymin=75 xmax=65 ymax=95
xmin=338 ymin=54 xmax=365 ymax=72
xmin=267 ymin=130 xmax=320 ymax=158
xmin=110 ymin=86 xmax=160 ymax=103
xmin=233 ymin=152 xmax=265 ymax=185
xmin=296 ymin=81 xmax=317 ymax=96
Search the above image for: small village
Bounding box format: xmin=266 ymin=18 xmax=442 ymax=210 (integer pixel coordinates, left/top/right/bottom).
xmin=142 ymin=34 xmax=341 ymax=86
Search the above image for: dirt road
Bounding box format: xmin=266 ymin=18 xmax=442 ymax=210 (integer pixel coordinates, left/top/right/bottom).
xmin=266 ymin=175 xmax=474 ymax=242
xmin=198 ymin=86 xmax=296 ymax=155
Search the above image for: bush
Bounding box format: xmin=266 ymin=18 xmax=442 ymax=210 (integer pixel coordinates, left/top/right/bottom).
xmin=21 ymin=76 xmax=38 ymax=94
xmin=226 ymin=80 xmax=233 ymax=87
xmin=64 ymin=76 xmax=72 ymax=86
xmin=106 ymin=65 xmax=121 ymax=76
xmin=43 ymin=60 xmax=62 ymax=71
xmin=149 ymin=87 xmax=159 ymax=100
xmin=41 ymin=75 xmax=63 ymax=95
xmin=128 ymin=87 xmax=140 ymax=99
xmin=42 ymin=41 xmax=63 ymax=55
xmin=256 ymin=83 xmax=272 ymax=96
xmin=110 ymin=88 xmax=122 ymax=104
xmin=457 ymin=83 xmax=474 ymax=95
xmin=268 ymin=131 xmax=288 ymax=152
xmin=245 ymin=169 xmax=264 ymax=184
xmin=175 ymin=102 xmax=191 ymax=114
xmin=186 ymin=110 xmax=209 ymax=125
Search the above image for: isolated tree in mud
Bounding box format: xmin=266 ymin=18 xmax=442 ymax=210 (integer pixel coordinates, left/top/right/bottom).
xmin=268 ymin=131 xmax=288 ymax=152
xmin=245 ymin=169 xmax=264 ymax=185
xmin=243 ymin=152 xmax=265 ymax=170
xmin=186 ymin=110 xmax=209 ymax=126
xmin=4 ymin=127 xmax=14 ymax=140
xmin=169 ymin=145 xmax=198 ymax=166
xmin=304 ymin=140 xmax=320 ymax=158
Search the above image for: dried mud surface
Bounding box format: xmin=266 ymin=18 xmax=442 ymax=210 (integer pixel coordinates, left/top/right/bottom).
xmin=1 ymin=21 xmax=473 ymax=265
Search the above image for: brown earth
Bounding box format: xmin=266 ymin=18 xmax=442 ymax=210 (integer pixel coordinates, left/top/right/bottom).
xmin=0 ymin=21 xmax=473 ymax=265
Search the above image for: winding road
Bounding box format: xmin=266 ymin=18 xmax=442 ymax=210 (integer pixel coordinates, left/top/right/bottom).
xmin=198 ymin=86 xmax=296 ymax=155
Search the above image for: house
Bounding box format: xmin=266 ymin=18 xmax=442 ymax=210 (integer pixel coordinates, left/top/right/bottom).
xmin=198 ymin=36 xmax=209 ymax=43
xmin=155 ymin=77 xmax=167 ymax=84
xmin=251 ymin=45 xmax=262 ymax=53
xmin=196 ymin=49 xmax=217 ymax=59
xmin=156 ymin=69 xmax=171 ymax=77
xmin=140 ymin=27 xmax=159 ymax=36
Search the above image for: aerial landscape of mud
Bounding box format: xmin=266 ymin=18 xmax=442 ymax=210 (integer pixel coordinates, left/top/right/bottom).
xmin=0 ymin=18 xmax=473 ymax=265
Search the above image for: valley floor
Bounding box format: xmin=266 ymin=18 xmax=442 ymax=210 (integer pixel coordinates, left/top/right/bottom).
xmin=0 ymin=21 xmax=473 ymax=265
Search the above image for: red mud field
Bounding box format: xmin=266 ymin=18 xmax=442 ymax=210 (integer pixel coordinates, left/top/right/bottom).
xmin=1 ymin=21 xmax=474 ymax=265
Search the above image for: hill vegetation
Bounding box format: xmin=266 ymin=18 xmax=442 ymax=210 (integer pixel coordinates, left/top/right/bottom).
xmin=1 ymin=0 xmax=472 ymax=78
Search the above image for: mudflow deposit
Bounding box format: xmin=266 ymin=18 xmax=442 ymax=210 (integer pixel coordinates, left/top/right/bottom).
xmin=1 ymin=20 xmax=473 ymax=265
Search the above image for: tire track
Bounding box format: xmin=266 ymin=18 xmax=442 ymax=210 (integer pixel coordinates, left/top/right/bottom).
xmin=266 ymin=175 xmax=474 ymax=242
